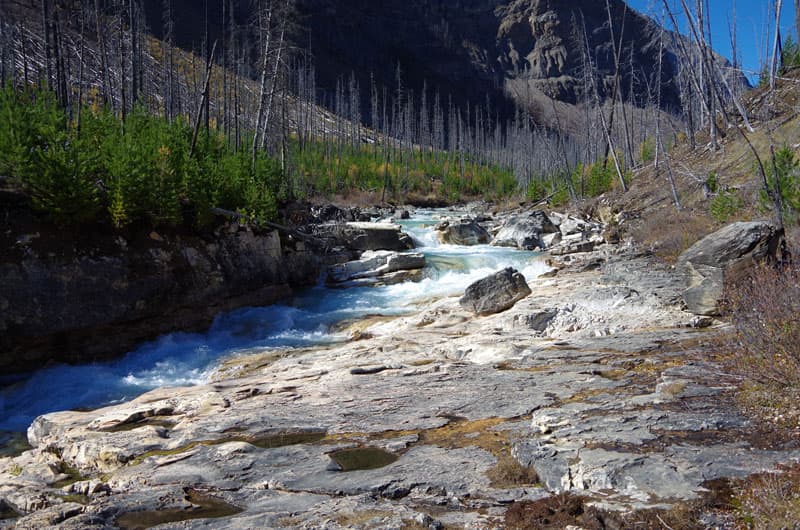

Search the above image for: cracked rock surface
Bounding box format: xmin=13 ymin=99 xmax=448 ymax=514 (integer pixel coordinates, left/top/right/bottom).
xmin=2 ymin=243 xmax=797 ymax=529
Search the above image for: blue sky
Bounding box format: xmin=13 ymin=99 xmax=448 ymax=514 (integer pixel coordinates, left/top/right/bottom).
xmin=628 ymin=0 xmax=797 ymax=83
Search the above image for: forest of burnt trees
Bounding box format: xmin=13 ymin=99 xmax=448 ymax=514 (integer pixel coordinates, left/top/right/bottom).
xmin=0 ymin=0 xmax=794 ymax=227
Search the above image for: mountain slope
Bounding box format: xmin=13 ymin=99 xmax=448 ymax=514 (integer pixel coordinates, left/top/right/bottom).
xmin=145 ymin=0 xmax=749 ymax=131
xmin=295 ymin=0 xmax=682 ymax=115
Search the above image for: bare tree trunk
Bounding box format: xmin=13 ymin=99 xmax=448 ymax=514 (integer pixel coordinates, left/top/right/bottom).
xmin=260 ymin=6 xmax=288 ymax=151
xmin=672 ymin=0 xmax=753 ymax=132
xmin=77 ymin=3 xmax=87 ymax=133
xmin=190 ymin=40 xmax=217 ymax=157
xmin=601 ymin=0 xmax=629 ymax=166
xmin=771 ymin=0 xmax=784 ymax=89
xmin=119 ymin=1 xmax=127 ymax=123
xmin=203 ymin=0 xmax=210 ymax=138
xmin=654 ymin=30 xmax=681 ymax=210
xmin=580 ymin=13 xmax=627 ymax=192
xmin=252 ymin=4 xmax=273 ymax=168
xmin=796 ymin=0 xmax=800 ymax=44
xmin=129 ymin=0 xmax=138 ymax=105
xmin=94 ymin=0 xmax=111 ymax=107
xmin=22 ymin=22 xmax=30 ymax=86
xmin=40 ymin=0 xmax=52 ymax=89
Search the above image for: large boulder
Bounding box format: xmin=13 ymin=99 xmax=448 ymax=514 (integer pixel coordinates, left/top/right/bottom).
xmin=327 ymin=251 xmax=425 ymax=286
xmin=346 ymin=222 xmax=415 ymax=251
xmin=311 ymin=204 xmax=358 ymax=223
xmin=676 ymin=221 xmax=781 ymax=315
xmin=437 ymin=219 xmax=491 ymax=246
xmin=492 ymin=211 xmax=559 ymax=250
xmin=315 ymin=222 xmax=414 ymax=252
xmin=459 ymin=267 xmax=532 ymax=315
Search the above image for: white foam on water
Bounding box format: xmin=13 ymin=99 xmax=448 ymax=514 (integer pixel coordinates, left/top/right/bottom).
xmin=0 ymin=211 xmax=549 ymax=433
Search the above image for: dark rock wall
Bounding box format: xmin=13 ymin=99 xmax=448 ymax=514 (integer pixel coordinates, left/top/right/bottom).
xmin=0 ymin=201 xmax=321 ymax=373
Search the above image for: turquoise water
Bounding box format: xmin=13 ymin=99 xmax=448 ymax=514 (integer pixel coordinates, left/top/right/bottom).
xmin=0 ymin=210 xmax=546 ymax=433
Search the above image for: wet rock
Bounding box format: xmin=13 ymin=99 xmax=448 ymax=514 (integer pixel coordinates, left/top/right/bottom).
xmin=460 ymin=267 xmax=532 ymax=315
xmin=491 ymin=211 xmax=558 ymax=250
xmin=436 ymin=219 xmax=491 ymax=246
xmin=677 ymin=221 xmax=780 ymax=315
xmin=343 ymin=222 xmax=415 ymax=251
xmin=327 ymin=251 xmax=425 ymax=286
xmin=0 ymin=226 xmax=319 ymax=373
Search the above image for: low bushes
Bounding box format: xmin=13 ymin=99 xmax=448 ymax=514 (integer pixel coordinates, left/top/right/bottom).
xmin=0 ymin=84 xmax=280 ymax=228
xmin=290 ymin=141 xmax=518 ymax=201
xmin=725 ymin=260 xmax=800 ymax=389
xmin=709 ymin=190 xmax=744 ymax=223
xmin=525 ymin=161 xmax=629 ymax=205
xmin=1 ymin=84 xmax=522 ymax=227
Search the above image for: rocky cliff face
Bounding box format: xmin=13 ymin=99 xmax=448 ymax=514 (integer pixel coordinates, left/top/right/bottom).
xmin=145 ymin=0 xmax=692 ymax=123
xmin=0 ymin=190 xmax=321 ymax=373
xmin=293 ymin=0 xmax=684 ymax=117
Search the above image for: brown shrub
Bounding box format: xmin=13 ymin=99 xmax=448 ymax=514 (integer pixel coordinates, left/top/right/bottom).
xmin=735 ymin=465 xmax=800 ymax=529
xmin=505 ymin=481 xmax=736 ymax=530
xmin=505 ymin=494 xmax=606 ymax=530
xmin=486 ymin=455 xmax=539 ymax=488
xmin=725 ymin=262 xmax=800 ymax=388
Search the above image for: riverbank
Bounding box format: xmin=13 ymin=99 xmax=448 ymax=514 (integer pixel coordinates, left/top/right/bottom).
xmin=3 ymin=210 xmax=795 ymax=528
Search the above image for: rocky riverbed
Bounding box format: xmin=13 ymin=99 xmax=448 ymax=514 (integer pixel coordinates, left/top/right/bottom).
xmin=2 ymin=208 xmax=796 ymax=529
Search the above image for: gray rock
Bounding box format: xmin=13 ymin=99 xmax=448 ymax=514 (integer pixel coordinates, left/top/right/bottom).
xmin=344 ymin=222 xmax=416 ymax=251
xmin=513 ymin=441 xmax=571 ymax=492
xmin=436 ymin=219 xmax=491 ymax=246
xmin=312 ymin=203 xmax=359 ymax=223
xmin=491 ymin=211 xmax=558 ymax=250
xmin=514 ymin=310 xmax=558 ymax=332
xmin=459 ymin=268 xmax=532 ymax=315
xmin=676 ymin=221 xmax=780 ymax=315
xmin=327 ymin=251 xmax=425 ymax=285
xmin=550 ymin=240 xmax=596 ymax=256
xmin=559 ymin=216 xmax=589 ymax=236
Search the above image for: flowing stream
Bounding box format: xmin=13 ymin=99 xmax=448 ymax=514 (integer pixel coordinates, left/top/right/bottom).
xmin=0 ymin=210 xmax=547 ymax=436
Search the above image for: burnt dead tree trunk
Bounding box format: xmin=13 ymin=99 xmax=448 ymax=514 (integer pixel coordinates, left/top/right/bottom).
xmin=252 ymin=3 xmax=274 ymax=169
xmin=190 ymin=40 xmax=217 ymax=157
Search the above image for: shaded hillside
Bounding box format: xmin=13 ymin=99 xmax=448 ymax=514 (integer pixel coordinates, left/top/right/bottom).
xmin=141 ymin=0 xmax=687 ymax=122
xmin=296 ymin=0 xmax=683 ymax=115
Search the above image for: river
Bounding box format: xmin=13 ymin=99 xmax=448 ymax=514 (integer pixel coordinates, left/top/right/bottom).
xmin=0 ymin=210 xmax=547 ymax=438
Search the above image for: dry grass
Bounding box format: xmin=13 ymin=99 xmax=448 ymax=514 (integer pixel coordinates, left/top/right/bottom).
xmin=486 ymin=454 xmax=539 ymax=488
xmin=333 ymin=509 xmax=393 ymax=527
xmin=725 ymin=261 xmax=800 ymax=390
xmin=735 ymin=465 xmax=800 ymax=529
xmin=628 ymin=207 xmax=714 ymax=262
xmin=418 ymin=417 xmax=509 ymax=457
xmin=505 ymin=480 xmax=736 ymax=530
